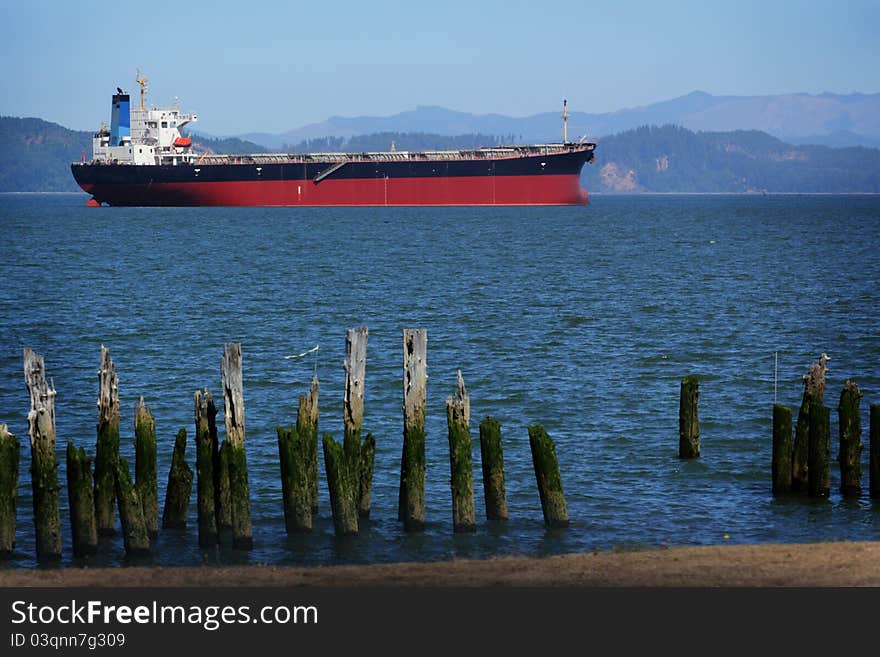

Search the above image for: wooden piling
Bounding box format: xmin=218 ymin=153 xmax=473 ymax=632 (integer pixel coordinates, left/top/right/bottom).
xmin=446 ymin=371 xmax=475 ymax=533
xmin=322 ymin=434 xmax=358 ymax=536
xmin=871 ymin=404 xmax=880 ymax=500
xmin=66 ymin=442 xmax=98 ymax=557
xmin=0 ymin=425 xmax=19 ymax=557
xmin=479 ymin=417 xmax=508 ymax=521
xmin=296 ymin=375 xmax=320 ymax=514
xmin=399 ymin=329 xmax=427 ymax=532
xmin=277 ymin=425 xmax=312 ymax=533
xmin=221 ymin=343 xmax=252 ymax=550
xmin=95 ymin=345 xmax=120 ymax=535
xmin=807 ymin=402 xmax=831 ymax=498
xmin=194 ymin=389 xmax=218 ymax=546
xmin=837 ymin=379 xmax=862 ymax=497
xmin=114 ymin=458 xmax=150 ymax=555
xmin=208 ymin=393 xmax=231 ymax=534
xmin=344 ymin=327 xmax=374 ymax=517
xmin=792 ymin=353 xmax=829 ymax=493
xmin=771 ymin=404 xmax=793 ymax=495
xmin=357 ymin=433 xmax=376 ymax=519
xmin=161 ymin=428 xmax=193 ymax=529
xmin=23 ymin=348 xmax=62 ymax=560
xmin=528 ymin=425 xmax=569 ymax=528
xmin=134 ymin=398 xmax=158 ymax=537
xmin=678 ymin=375 xmax=700 ymax=459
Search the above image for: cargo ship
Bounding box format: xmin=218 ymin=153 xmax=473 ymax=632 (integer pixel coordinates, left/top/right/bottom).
xmin=71 ymin=73 xmax=596 ymax=207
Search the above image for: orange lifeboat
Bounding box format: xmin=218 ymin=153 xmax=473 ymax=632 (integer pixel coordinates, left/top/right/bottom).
xmin=173 ymin=136 xmax=192 ymax=148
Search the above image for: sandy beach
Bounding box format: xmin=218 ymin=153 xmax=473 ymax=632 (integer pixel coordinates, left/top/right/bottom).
xmin=1 ymin=541 xmax=879 ymax=587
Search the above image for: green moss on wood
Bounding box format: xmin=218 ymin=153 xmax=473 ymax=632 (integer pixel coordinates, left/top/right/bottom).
xmin=357 ymin=433 xmax=376 ymax=519
xmin=66 ymin=442 xmax=97 ymax=557
xmin=678 ymin=375 xmax=700 ymax=459
xmin=94 ymin=415 xmax=119 ymax=536
xmin=528 ymin=425 xmax=569 ymax=528
xmin=277 ymin=426 xmax=312 ymax=533
xmin=195 ymin=398 xmax=218 ymax=547
xmin=400 ymin=422 xmax=426 ymax=532
xmin=32 ymin=434 xmax=62 ymax=559
xmin=807 ymin=402 xmax=831 ymax=498
xmin=479 ymin=416 xmax=508 ymax=521
xmin=322 ymin=434 xmax=358 ymax=536
xmin=837 ymin=380 xmax=862 ymax=497
xmin=114 ymin=458 xmax=150 ymax=555
xmin=771 ymin=405 xmax=793 ymax=495
xmin=226 ymin=442 xmax=253 ymax=550
xmin=162 ymin=428 xmax=193 ymax=529
xmin=134 ymin=401 xmax=158 ymax=537
xmin=0 ymin=427 xmax=20 ymax=557
xmin=792 ymin=389 xmax=821 ymax=494
xmin=447 ymin=409 xmax=475 ymax=533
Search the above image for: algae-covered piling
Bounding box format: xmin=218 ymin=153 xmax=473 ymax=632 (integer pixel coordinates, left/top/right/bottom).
xmin=837 ymin=379 xmax=862 ymax=497
xmin=399 ymin=329 xmax=427 ymax=532
xmin=162 ymin=428 xmax=193 ymax=529
xmin=808 ymin=402 xmax=831 ymax=498
xmin=446 ymin=371 xmax=475 ymax=533
xmin=0 ymin=425 xmax=20 ymax=557
xmin=134 ymin=398 xmax=158 ymax=537
xmin=479 ymin=416 xmax=508 ymax=521
xmin=528 ymin=425 xmax=568 ymax=528
xmin=66 ymin=442 xmax=97 ymax=557
xmin=277 ymin=425 xmax=312 ymax=533
xmin=792 ymin=353 xmax=829 ymax=493
xmin=297 ymin=376 xmax=320 ymax=514
xmin=678 ymin=375 xmax=700 ymax=459
xmin=771 ymin=404 xmax=793 ymax=495
xmin=344 ymin=327 xmax=374 ymax=518
xmin=222 ymin=343 xmax=252 ymax=550
xmin=195 ymin=390 xmax=218 ymax=546
xmin=95 ymin=345 xmax=120 ymax=536
xmin=114 ymin=458 xmax=150 ymax=555
xmin=871 ymin=404 xmax=880 ymax=500
xmin=323 ymin=434 xmax=358 ymax=536
xmin=24 ymin=347 xmax=62 ymax=560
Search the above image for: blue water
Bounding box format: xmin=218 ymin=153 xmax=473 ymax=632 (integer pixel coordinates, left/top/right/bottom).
xmin=0 ymin=193 xmax=878 ymax=569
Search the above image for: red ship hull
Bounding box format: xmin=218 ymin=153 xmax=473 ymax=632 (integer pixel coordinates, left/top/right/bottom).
xmin=75 ymin=174 xmax=588 ymax=206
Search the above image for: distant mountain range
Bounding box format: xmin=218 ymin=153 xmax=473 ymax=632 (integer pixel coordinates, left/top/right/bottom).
xmin=232 ymin=91 xmax=880 ymax=150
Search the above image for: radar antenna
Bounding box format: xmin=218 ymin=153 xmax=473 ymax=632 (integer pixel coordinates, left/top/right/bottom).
xmin=136 ymin=68 xmax=149 ymax=111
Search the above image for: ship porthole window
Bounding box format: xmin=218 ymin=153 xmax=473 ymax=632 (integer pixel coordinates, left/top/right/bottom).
xmin=161 ymin=121 xmax=168 ymax=128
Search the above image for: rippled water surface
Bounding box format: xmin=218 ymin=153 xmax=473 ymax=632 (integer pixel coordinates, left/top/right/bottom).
xmin=0 ymin=193 xmax=879 ymax=569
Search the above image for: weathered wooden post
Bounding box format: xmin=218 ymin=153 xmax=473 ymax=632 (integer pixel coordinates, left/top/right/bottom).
xmin=479 ymin=416 xmax=508 ymax=521
xmin=209 ymin=394 xmax=231 ymax=535
xmin=95 ymin=345 xmax=120 ymax=535
xmin=358 ymin=434 xmax=376 ymax=519
xmin=838 ymin=379 xmax=862 ymax=497
xmin=807 ymin=401 xmax=831 ymax=498
xmin=277 ymin=425 xmax=312 ymax=532
xmin=194 ymin=389 xmax=218 ymax=546
xmin=296 ymin=376 xmax=319 ymax=514
xmin=23 ymin=348 xmax=62 ymax=560
xmin=114 ymin=459 xmax=150 ymax=555
xmin=66 ymin=442 xmax=98 ymax=557
xmin=678 ymin=375 xmax=700 ymax=458
xmin=446 ymin=371 xmax=475 ymax=533
xmin=222 ymin=343 xmax=253 ymax=549
xmin=792 ymin=353 xmax=828 ymax=493
xmin=528 ymin=425 xmax=569 ymax=528
xmin=322 ymin=434 xmax=358 ymax=535
xmin=399 ymin=329 xmax=427 ymax=532
xmin=134 ymin=398 xmax=158 ymax=537
xmin=344 ymin=327 xmax=374 ymax=518
xmin=162 ymin=428 xmax=193 ymax=529
xmin=771 ymin=404 xmax=793 ymax=495
xmin=0 ymin=425 xmax=19 ymax=558
xmin=871 ymin=404 xmax=880 ymax=500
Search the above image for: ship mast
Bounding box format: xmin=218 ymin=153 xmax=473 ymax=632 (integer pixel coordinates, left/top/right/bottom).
xmin=562 ymin=99 xmax=569 ymax=144
xmin=136 ymin=68 xmax=149 ymax=111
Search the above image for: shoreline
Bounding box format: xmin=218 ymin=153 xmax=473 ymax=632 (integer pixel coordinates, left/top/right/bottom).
xmin=2 ymin=541 xmax=879 ymax=587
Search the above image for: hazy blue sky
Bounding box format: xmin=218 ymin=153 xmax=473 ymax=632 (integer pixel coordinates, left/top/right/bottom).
xmin=1 ymin=0 xmax=877 ymax=135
